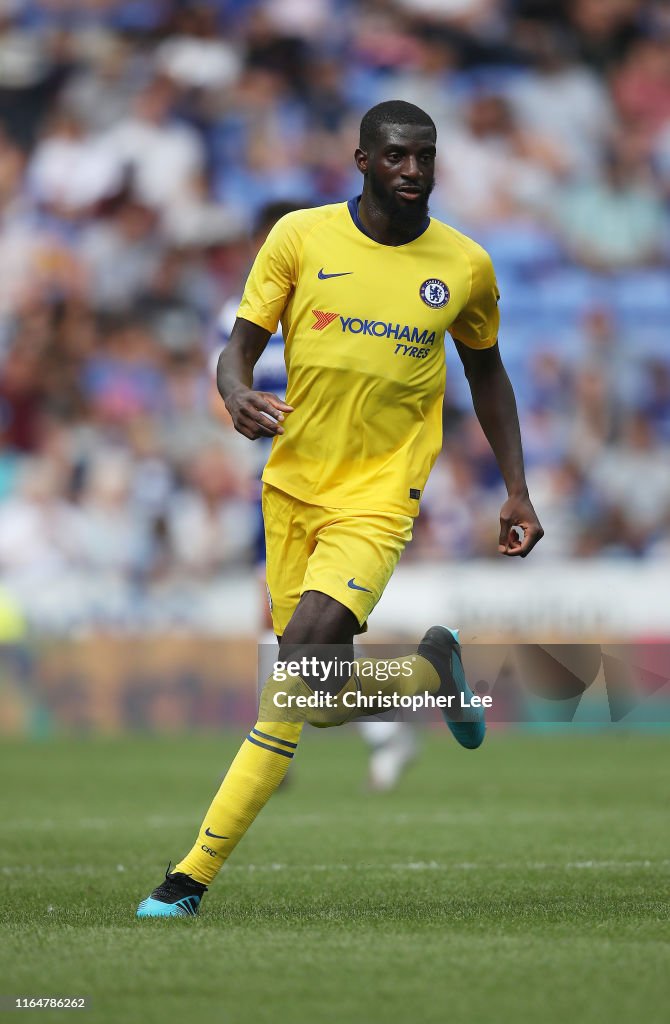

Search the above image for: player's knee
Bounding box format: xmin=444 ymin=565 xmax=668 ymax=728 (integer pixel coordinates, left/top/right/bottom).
xmin=258 ymin=666 xmax=354 ymax=729
xmin=258 ymin=671 xmax=310 ymax=724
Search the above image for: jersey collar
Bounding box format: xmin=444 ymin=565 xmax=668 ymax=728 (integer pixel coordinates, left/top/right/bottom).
xmin=347 ymin=195 xmax=430 ymax=246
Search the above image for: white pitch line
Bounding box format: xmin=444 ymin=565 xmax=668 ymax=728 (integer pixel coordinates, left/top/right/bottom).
xmin=2 ymin=808 xmax=654 ymax=833
xmin=219 ymin=859 xmax=670 ymax=873
xmin=2 ymin=860 xmax=668 ymax=877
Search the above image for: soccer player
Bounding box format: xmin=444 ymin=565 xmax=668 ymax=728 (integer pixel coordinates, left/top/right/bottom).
xmin=137 ymin=100 xmax=543 ymax=918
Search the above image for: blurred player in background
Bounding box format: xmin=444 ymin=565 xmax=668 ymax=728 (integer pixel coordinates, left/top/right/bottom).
xmin=216 ymin=200 xmax=420 ymax=794
xmin=358 ymin=716 xmax=417 ymax=792
xmin=137 ymin=100 xmax=543 ymax=918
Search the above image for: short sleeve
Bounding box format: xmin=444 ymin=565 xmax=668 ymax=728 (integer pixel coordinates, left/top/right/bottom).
xmin=448 ymin=245 xmax=500 ymax=350
xmin=237 ymin=215 xmax=300 ymax=333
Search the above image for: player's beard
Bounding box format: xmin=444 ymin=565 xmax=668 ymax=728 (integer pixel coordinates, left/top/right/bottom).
xmin=367 ymin=167 xmax=433 ymax=228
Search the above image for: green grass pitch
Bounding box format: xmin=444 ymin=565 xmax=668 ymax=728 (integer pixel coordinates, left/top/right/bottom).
xmin=1 ymin=730 xmax=668 ymax=1024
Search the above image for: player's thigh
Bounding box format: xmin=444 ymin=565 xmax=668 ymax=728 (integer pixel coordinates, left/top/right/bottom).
xmin=262 ymin=484 xmax=311 ymax=637
xmin=302 ymin=509 xmax=414 ymax=631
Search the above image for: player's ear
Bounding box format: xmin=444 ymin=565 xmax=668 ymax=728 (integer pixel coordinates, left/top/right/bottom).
xmin=354 ymin=147 xmax=368 ymax=174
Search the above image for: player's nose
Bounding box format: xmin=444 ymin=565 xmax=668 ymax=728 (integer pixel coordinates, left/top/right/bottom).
xmin=401 ymin=155 xmax=421 ymax=179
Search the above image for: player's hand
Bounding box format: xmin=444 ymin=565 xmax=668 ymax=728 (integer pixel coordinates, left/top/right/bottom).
xmin=498 ymin=492 xmax=544 ymax=558
xmin=225 ymin=386 xmax=294 ymax=440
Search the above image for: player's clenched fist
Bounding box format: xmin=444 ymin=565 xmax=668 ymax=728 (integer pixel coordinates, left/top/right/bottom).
xmin=498 ymin=492 xmax=544 ymax=558
xmin=225 ymin=386 xmax=294 ymax=440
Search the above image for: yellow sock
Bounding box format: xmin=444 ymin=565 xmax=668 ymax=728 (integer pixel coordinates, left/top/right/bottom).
xmin=375 ymin=654 xmax=440 ymax=698
xmin=346 ymin=653 xmax=439 ymax=720
xmin=174 ymin=720 xmax=302 ymax=884
xmin=303 ymin=654 xmax=440 ymax=727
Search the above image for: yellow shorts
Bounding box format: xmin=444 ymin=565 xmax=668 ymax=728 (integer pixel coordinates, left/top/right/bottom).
xmin=262 ymin=483 xmax=414 ymax=637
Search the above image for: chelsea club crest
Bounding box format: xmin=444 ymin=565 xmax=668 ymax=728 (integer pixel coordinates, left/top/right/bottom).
xmin=420 ymin=278 xmax=450 ymax=309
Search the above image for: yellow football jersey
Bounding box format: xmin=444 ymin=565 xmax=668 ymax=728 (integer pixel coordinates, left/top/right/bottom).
xmin=237 ymin=198 xmax=499 ymax=516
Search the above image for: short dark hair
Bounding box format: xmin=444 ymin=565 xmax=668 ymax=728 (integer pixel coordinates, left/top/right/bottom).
xmin=359 ymin=100 xmax=436 ymax=151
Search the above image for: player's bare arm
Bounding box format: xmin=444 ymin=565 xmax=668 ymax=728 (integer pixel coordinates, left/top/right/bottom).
xmin=217 ymin=316 xmax=294 ymax=440
xmin=454 ymin=339 xmax=544 ymax=558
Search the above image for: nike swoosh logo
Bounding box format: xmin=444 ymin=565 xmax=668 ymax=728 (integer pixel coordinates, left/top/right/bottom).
xmin=205 ymin=828 xmax=229 ymax=839
xmin=348 ymin=578 xmax=372 ymax=593
xmin=318 ymin=268 xmax=353 ymax=279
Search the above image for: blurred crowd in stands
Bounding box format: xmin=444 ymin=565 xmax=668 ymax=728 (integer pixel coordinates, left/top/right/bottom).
xmin=1 ymin=0 xmax=670 ymax=628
